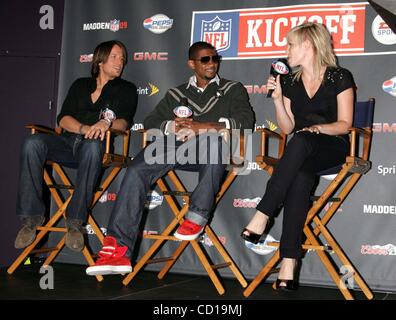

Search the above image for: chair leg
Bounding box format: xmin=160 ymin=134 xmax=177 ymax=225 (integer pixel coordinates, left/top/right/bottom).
xmin=190 ymin=240 xmax=225 ymax=295
xmin=87 ymin=215 xmax=105 ymax=243
xmin=122 ymin=169 xmax=244 ymax=295
xmin=243 ymin=250 xmax=280 ymax=297
xmin=303 ymin=172 xmax=373 ymax=299
xmin=10 ymin=128 xmax=128 ymax=280
xmin=311 ymin=217 xmax=373 ymax=299
xmin=122 ymin=207 xmax=187 ymax=286
xmin=7 ymin=198 xmax=70 ymax=275
xmin=304 ymin=225 xmax=355 ymax=300
xmin=204 ymin=225 xmax=248 ymax=288
xmin=122 ymin=237 xmax=167 ymax=285
xmin=42 ymin=235 xmax=66 ymax=267
xmin=82 ymin=245 xmax=104 ymax=282
xmin=157 ymin=241 xmax=189 ymax=279
xmin=313 ymin=174 xmax=361 ymax=235
xmin=7 ymin=239 xmax=43 ymax=274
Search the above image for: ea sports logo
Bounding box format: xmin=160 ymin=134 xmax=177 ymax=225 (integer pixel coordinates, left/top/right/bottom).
xmin=371 ymin=15 xmax=396 ymax=45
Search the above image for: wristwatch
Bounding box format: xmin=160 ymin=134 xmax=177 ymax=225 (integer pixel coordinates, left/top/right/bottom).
xmin=100 ymin=107 xmax=116 ymax=126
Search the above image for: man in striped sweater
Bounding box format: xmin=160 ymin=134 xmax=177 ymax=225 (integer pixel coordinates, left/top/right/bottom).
xmin=87 ymin=41 xmax=255 ymax=276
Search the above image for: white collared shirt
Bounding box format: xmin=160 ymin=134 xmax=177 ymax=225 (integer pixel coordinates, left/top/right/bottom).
xmin=186 ymin=74 xmax=220 ymax=92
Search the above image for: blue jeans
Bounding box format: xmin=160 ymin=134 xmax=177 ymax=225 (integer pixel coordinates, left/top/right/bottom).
xmin=107 ymin=133 xmax=228 ymax=258
xmin=16 ymin=133 xmax=104 ymax=222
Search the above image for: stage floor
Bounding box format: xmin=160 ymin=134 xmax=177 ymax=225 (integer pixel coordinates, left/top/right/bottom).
xmin=1 ymin=263 xmax=394 ymax=301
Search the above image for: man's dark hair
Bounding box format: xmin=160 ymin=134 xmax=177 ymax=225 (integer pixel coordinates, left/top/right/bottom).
xmin=188 ymin=41 xmax=217 ymax=60
xmin=91 ymin=40 xmax=128 ymax=78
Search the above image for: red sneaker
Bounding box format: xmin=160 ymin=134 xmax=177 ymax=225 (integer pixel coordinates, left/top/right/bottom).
xmin=174 ymin=219 xmax=204 ymax=240
xmin=86 ymin=236 xmax=132 ymax=276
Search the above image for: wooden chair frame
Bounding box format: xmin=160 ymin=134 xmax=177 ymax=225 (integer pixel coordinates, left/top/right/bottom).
xmin=243 ymin=99 xmax=375 ymax=300
xmin=7 ymin=125 xmax=130 ymax=282
xmin=122 ymin=131 xmax=248 ymax=295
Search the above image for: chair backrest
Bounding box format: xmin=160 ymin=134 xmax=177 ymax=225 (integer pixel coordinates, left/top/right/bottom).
xmin=353 ymin=98 xmax=375 ymax=129
xmin=318 ymin=98 xmax=375 ymax=179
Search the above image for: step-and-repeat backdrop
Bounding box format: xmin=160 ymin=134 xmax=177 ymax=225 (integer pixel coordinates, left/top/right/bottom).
xmin=53 ymin=0 xmax=396 ymax=291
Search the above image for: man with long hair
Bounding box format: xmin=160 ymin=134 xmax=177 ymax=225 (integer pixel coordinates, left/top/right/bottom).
xmin=15 ymin=40 xmax=138 ymax=252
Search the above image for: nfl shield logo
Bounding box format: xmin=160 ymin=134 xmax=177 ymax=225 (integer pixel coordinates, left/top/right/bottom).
xmin=201 ymin=16 xmax=231 ymax=52
xmin=110 ymin=19 xmax=120 ymax=32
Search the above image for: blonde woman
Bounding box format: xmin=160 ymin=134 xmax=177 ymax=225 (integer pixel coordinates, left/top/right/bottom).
xmin=241 ymin=22 xmax=355 ymax=290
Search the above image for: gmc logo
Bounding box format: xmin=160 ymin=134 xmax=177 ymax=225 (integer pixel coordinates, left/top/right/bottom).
xmin=373 ymin=123 xmax=396 ymax=133
xmin=244 ymin=84 xmax=267 ymax=94
xmin=80 ymin=54 xmax=93 ymax=63
xmin=133 ymin=52 xmax=168 ymax=61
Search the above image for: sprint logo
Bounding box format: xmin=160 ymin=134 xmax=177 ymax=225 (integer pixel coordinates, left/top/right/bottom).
xmin=254 ymin=120 xmax=278 ymax=132
xmin=266 ymin=120 xmax=278 ymax=131
xmin=148 ymin=83 xmax=159 ymax=96
xmin=137 ymin=83 xmax=160 ymax=96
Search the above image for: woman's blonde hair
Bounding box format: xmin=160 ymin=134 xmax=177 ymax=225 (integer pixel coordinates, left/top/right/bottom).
xmin=286 ymin=22 xmax=337 ymax=81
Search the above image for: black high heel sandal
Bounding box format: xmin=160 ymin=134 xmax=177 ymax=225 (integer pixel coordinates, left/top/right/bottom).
xmin=240 ymin=228 xmax=263 ymax=244
xmin=273 ymin=279 xmax=298 ymax=291
xmin=273 ymin=260 xmax=300 ymax=291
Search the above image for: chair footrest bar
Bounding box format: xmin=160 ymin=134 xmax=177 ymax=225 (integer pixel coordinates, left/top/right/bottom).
xmin=30 ymin=247 xmax=59 ymax=254
xmin=162 ymin=191 xmax=191 ymax=197
xmin=146 ymin=257 xmax=174 ymax=265
xmin=102 ymin=154 xmax=127 ymax=167
xmin=47 ymin=184 xmax=103 ymax=191
xmin=301 ymin=244 xmax=331 ymax=251
xmin=310 ymin=196 xmax=341 ymax=202
xmin=211 ymin=262 xmax=231 ymax=270
xmin=267 ymin=242 xmax=332 ymax=251
xmin=269 ymin=268 xmax=280 ymax=275
xmin=144 ymin=235 xmax=180 ymax=241
xmin=47 ymin=184 xmax=74 ymax=190
xmin=37 ymin=227 xmax=66 ymax=232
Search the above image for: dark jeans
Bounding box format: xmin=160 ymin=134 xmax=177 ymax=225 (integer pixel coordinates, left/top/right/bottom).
xmin=107 ymin=133 xmax=228 ymax=258
xmin=256 ymin=132 xmax=349 ymax=259
xmin=16 ymin=133 xmax=104 ymax=222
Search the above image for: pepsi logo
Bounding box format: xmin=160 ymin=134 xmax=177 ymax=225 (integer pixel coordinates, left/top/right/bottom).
xmin=143 ymin=14 xmax=173 ymax=34
xmin=145 ymin=190 xmax=164 ymax=210
xmin=382 ymin=77 xmax=396 ymax=97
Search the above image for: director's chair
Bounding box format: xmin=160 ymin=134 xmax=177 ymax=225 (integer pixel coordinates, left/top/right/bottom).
xmin=122 ymin=130 xmax=248 ymax=295
xmin=7 ymin=124 xmax=130 ymax=282
xmin=243 ymin=99 xmax=375 ymax=300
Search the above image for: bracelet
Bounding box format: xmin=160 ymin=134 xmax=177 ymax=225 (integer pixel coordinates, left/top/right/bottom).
xmin=100 ymin=118 xmax=112 ymax=127
xmin=79 ymin=124 xmax=84 ymax=134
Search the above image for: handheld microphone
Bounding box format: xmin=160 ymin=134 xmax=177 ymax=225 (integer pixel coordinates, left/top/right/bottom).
xmin=266 ymin=58 xmax=289 ymax=98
